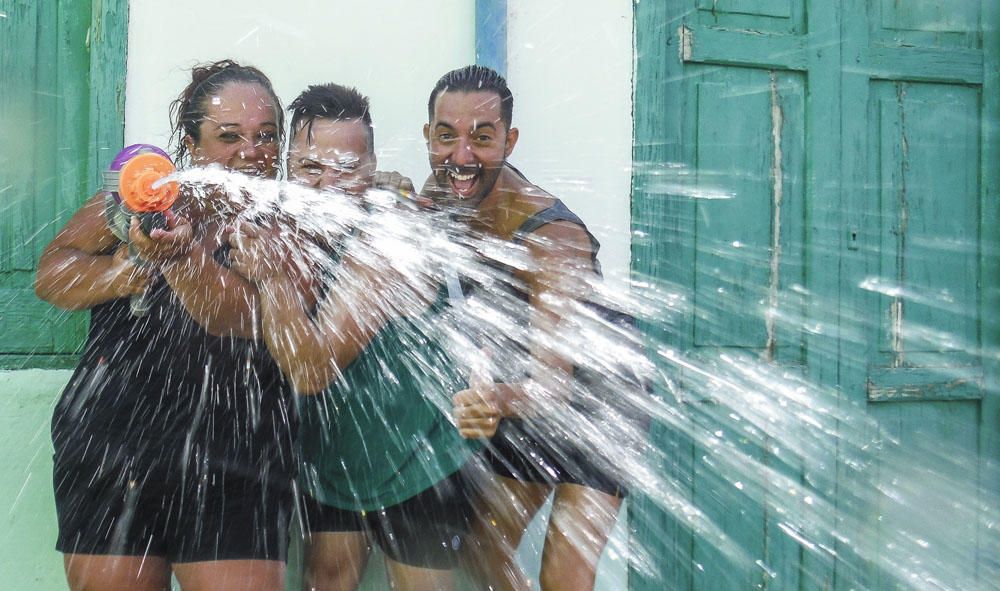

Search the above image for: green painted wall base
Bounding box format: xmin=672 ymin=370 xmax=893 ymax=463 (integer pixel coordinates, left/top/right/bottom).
xmin=0 ymin=369 xmax=70 ymax=589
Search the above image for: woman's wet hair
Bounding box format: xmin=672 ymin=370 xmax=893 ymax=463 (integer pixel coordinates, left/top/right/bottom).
xmin=169 ymin=59 xmax=285 ymax=167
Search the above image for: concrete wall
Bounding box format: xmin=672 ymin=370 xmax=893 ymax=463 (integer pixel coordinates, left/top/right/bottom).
xmin=0 ymin=370 xmax=71 ymax=589
xmin=506 ymin=0 xmax=634 ymax=288
xmin=503 ymin=6 xmax=634 ymax=587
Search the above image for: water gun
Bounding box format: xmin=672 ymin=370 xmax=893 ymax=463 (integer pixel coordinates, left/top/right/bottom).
xmin=102 ymin=144 xmax=180 ymax=316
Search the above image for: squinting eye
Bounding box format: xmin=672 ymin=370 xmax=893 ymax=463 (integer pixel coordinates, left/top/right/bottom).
xmin=219 ymin=132 xmax=240 ymax=142
xmin=258 ymin=131 xmax=277 ymax=144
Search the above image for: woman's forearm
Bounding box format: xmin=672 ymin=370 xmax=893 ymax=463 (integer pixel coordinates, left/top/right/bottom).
xmin=160 ymin=239 xmax=259 ymax=338
xmin=35 ymin=247 xmax=128 ymax=310
xmin=258 ymin=267 xmax=393 ymax=395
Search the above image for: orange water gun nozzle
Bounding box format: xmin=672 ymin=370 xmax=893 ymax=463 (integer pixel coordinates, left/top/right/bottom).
xmin=117 ymin=152 xmax=179 ymax=213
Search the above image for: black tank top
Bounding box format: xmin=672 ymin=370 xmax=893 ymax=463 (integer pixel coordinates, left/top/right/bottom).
xmin=51 ymin=272 xmax=297 ymax=480
xmin=510 ymin=198 xmax=602 ymax=275
xmin=453 ymin=198 xmax=602 ymax=376
xmin=455 ymin=196 xmax=645 ymax=425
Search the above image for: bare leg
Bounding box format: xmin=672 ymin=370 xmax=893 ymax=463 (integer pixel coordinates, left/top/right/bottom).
xmin=173 ymin=559 xmax=286 ymax=591
xmin=63 ymin=553 xmax=171 ymax=591
xmin=384 ymin=556 xmax=454 ymax=591
xmin=462 ymin=474 xmax=552 ymax=591
xmin=302 ymin=531 xmax=371 ymax=591
xmin=538 ymin=484 xmax=622 ymax=591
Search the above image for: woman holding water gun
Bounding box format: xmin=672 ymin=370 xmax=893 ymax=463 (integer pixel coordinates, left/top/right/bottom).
xmin=35 ymin=60 xmax=301 ymax=591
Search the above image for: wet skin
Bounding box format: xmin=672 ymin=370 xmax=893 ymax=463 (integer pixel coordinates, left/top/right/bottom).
xmin=288 ymin=117 xmax=375 ymax=196
xmin=185 ymin=82 xmax=280 ymax=179
xmin=424 ymin=90 xmax=519 ymax=209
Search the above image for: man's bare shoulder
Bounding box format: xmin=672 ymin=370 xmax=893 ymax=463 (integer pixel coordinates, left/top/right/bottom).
xmin=504 ymin=167 xmax=555 ymax=207
xmin=491 ymin=168 xmax=560 ymax=233
xmin=496 ymin=177 xmax=589 ymax=258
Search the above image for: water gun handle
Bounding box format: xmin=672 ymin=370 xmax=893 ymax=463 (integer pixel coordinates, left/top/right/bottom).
xmin=128 ymin=211 xmax=170 ymax=317
xmin=129 ymin=278 xmax=156 ymax=317
xmin=102 ymin=145 xmax=179 ymax=317
xmin=138 ymin=211 xmax=169 ymax=235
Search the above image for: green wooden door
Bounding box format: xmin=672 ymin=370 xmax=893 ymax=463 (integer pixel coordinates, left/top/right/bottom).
xmin=633 ymin=1 xmax=837 ymax=588
xmin=632 ymin=0 xmax=998 ymax=589
xmin=839 ymin=1 xmax=999 ymax=588
xmin=0 ymin=0 xmax=127 ymax=369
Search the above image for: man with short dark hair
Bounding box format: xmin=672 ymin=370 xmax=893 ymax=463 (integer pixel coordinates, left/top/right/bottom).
xmin=423 ymin=65 xmax=625 ymax=591
xmin=423 ymin=65 xmax=515 ymax=209
xmin=286 ymin=83 xmax=376 ymax=196
xmin=230 ymin=82 xmax=476 ymax=591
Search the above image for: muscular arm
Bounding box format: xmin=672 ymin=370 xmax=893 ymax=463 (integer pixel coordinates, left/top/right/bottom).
xmin=34 ymin=194 xmax=150 ymax=310
xmin=156 ymin=221 xmax=261 ymax=338
xmin=227 ymin=219 xmax=424 ymax=396
xmin=454 ymin=220 xmax=596 ymax=437
xmin=509 ymin=220 xmax=595 ymax=412
xmin=256 ymin=254 xmax=396 ymax=395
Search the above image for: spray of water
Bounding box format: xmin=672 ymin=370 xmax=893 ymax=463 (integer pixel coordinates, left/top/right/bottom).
xmin=109 ymin=166 xmax=993 ymax=590
xmin=27 ymin=161 xmax=995 ymax=589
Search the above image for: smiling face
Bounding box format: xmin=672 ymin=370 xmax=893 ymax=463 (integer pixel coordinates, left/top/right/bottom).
xmin=288 ymin=118 xmax=375 ymax=196
xmin=424 ymin=90 xmax=518 ymax=208
xmin=187 ymin=82 xmax=280 ymax=179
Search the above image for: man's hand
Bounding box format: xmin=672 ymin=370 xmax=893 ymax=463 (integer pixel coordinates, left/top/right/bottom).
xmin=373 ymin=170 xmax=416 ymax=196
xmin=227 ymin=222 xmax=288 ymax=284
xmin=453 ymin=362 xmax=501 ymax=439
xmin=128 ymin=210 xmax=193 ymax=263
xmin=106 ymin=243 xmax=155 ymax=298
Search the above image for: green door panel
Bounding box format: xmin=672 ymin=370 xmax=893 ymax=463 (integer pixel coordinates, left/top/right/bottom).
xmin=843 ymin=0 xmax=997 ymax=585
xmin=693 ymin=0 xmax=805 ymax=34
xmin=867 ymin=398 xmax=983 ymax=590
xmin=690 ymin=71 xmax=805 ymax=354
xmin=879 ymin=0 xmax=981 ymax=36
xmin=0 ymin=0 xmax=127 ymax=368
xmin=1 ymin=0 xmax=44 ymax=275
xmin=633 ymin=0 xmax=817 ymax=588
xmin=696 ymin=0 xmax=793 ymax=19
xmin=870 ymin=82 xmax=981 ymax=364
xmin=633 ymin=0 xmax=997 ymax=589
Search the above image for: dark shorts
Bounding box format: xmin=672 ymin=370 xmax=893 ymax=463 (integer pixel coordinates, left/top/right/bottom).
xmin=481 ymin=418 xmax=626 ymax=497
xmin=53 ymin=446 xmax=292 ymax=563
xmin=300 ymin=469 xmax=471 ymax=570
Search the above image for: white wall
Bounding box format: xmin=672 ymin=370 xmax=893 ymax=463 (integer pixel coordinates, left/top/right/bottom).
xmin=506 ymin=0 xmax=634 ymax=286
xmin=125 ymin=0 xmax=476 ymax=184
xmin=126 ymin=1 xmax=634 ymax=284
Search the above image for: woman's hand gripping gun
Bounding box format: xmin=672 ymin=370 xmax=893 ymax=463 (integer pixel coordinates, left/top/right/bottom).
xmin=101 ymin=144 xmax=180 ymax=316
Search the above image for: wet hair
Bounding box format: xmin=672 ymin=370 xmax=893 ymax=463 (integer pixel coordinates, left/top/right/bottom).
xmin=288 ymin=83 xmax=374 ymax=153
xmin=427 ymin=65 xmax=513 ymax=129
xmin=168 ymin=59 xmax=284 ymax=167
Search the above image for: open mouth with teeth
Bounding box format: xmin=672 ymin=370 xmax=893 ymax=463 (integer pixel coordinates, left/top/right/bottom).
xmin=236 ymin=166 xmax=267 ymax=177
xmin=442 ymin=165 xmax=482 ymax=198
